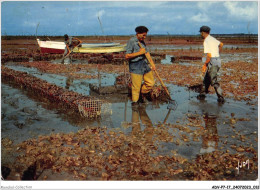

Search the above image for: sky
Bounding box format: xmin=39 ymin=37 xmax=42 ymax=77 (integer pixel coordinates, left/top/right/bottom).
xmin=1 ymin=1 xmax=259 ymax=36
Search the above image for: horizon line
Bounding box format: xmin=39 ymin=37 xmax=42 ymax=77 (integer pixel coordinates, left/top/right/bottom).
xmin=1 ymin=33 xmax=258 ymax=37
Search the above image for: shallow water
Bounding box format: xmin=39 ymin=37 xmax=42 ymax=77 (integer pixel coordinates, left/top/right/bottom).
xmin=2 ymin=63 xmax=258 ymax=162
xmin=4 ymin=63 xmax=117 ymax=94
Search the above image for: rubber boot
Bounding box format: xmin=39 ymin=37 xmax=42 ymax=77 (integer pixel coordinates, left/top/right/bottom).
xmin=214 ymin=86 xmax=225 ymax=103
xmin=137 ymin=92 xmax=148 ymax=104
xmin=137 ymin=95 xmax=145 ymax=103
xmin=197 ymin=85 xmax=206 ymax=100
xmin=139 ymin=91 xmax=152 ymax=104
xmin=197 ymin=72 xmax=210 ymax=100
xmin=142 ymin=91 xmax=152 ymax=102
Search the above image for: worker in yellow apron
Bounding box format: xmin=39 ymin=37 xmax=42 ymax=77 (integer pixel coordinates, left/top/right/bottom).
xmin=125 ymin=26 xmax=155 ymax=107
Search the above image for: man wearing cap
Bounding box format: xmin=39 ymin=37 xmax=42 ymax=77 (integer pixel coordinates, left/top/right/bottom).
xmin=197 ymin=26 xmax=225 ymax=103
xmin=125 ymin=26 xmax=155 ymax=107
xmin=61 ymin=34 xmax=82 ymax=64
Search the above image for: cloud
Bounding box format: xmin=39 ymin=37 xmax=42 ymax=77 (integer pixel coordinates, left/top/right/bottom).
xmin=189 ymin=13 xmax=210 ymax=22
xmin=197 ymin=2 xmax=219 ymax=11
xmin=23 ymin=21 xmax=38 ymax=27
xmin=119 ymin=12 xmax=148 ymax=18
xmin=95 ymin=10 xmax=105 ymax=19
xmin=91 ymin=1 xmax=167 ymax=8
xmin=1 ymin=1 xmax=258 ymax=35
xmin=224 ymin=1 xmax=258 ymax=21
xmin=76 ymin=21 xmax=84 ymax=26
xmin=148 ymin=14 xmax=182 ymax=24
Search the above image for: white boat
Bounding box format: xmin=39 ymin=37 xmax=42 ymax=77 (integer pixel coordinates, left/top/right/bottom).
xmin=36 ymin=39 xmax=125 ymax=54
xmin=81 ymin=42 xmax=121 ymax=48
xmin=36 ymin=39 xmax=65 ymax=54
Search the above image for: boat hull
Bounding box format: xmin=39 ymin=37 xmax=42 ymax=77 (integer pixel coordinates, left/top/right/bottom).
xmin=81 ymin=42 xmax=121 ymax=48
xmin=40 ymin=47 xmax=65 ymax=54
xmin=73 ymin=45 xmax=126 ymax=53
xmin=37 ymin=39 xmax=65 ymax=54
xmin=37 ymin=39 xmax=125 ymax=54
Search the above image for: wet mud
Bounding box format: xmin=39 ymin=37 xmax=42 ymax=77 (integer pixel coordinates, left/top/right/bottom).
xmin=1 ymin=36 xmax=258 ymax=181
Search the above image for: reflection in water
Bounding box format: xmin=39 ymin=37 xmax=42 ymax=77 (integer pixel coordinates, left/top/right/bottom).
xmin=65 ymin=77 xmax=74 ymax=90
xmin=200 ymin=113 xmax=219 ymax=154
xmin=131 ymin=105 xmax=154 ymax=145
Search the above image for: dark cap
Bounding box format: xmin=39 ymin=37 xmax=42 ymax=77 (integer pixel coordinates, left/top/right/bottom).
xmin=199 ymin=26 xmax=210 ymax=33
xmin=64 ymin=34 xmax=68 ymax=39
xmin=135 ymin=26 xmax=149 ymax=33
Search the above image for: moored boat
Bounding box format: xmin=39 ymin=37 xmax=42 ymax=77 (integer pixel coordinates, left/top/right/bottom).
xmin=72 ymin=45 xmax=126 ymax=53
xmin=81 ymin=42 xmax=121 ymax=48
xmin=37 ymin=39 xmax=65 ymax=54
xmin=36 ymin=39 xmax=125 ymax=54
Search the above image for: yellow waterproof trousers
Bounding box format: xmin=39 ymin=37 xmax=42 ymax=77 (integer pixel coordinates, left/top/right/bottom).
xmin=131 ymin=71 xmax=155 ymax=102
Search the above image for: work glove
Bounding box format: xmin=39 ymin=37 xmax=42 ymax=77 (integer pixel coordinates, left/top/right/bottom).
xmin=199 ymin=63 xmax=207 ymax=80
xmin=202 ymin=64 xmax=207 ymax=73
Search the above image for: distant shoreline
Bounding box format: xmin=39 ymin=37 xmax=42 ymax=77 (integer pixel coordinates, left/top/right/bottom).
xmin=1 ymin=33 xmax=258 ymax=38
xmin=1 ymin=34 xmax=258 ymax=37
xmin=2 ymin=34 xmax=257 ymax=46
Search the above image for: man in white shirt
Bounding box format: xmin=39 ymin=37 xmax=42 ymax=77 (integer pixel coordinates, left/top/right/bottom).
xmin=197 ymin=26 xmax=225 ymax=103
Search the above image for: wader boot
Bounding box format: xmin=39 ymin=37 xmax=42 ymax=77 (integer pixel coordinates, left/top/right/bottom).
xmin=197 ymin=72 xmax=210 ymax=100
xmin=197 ymin=86 xmax=206 ymax=100
xmin=214 ymin=85 xmax=225 ymax=103
xmin=141 ymin=91 xmax=152 ymax=102
xmin=131 ymin=91 xmax=146 ymax=110
xmin=137 ymin=92 xmax=148 ymax=104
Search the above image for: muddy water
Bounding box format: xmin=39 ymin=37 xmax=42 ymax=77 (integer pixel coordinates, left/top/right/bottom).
xmin=1 ymin=83 xmax=80 ymax=144
xmin=221 ymin=53 xmax=257 ymax=64
xmin=2 ymin=62 xmax=258 ymax=163
xmin=151 ymin=43 xmax=258 ymax=69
